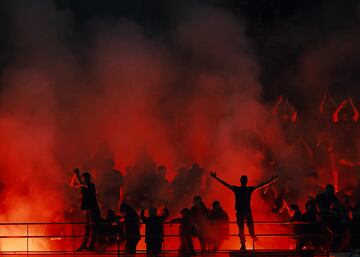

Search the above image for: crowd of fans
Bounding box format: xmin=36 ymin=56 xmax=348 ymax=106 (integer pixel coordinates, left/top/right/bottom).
xmin=122 ymin=151 xmax=209 ymax=212
xmin=68 ymin=92 xmax=360 ymax=254
xmin=288 ymin=183 xmax=360 ymax=250
xmin=260 ymin=93 xmax=360 ymax=250
xmin=71 ymin=167 xmax=229 ymax=254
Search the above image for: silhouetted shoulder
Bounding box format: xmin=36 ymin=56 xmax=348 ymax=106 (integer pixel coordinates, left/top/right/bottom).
xmin=231 ymin=185 xmax=240 ymax=191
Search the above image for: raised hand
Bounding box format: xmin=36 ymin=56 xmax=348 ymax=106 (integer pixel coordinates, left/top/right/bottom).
xmin=210 ymin=171 xmax=217 ymax=178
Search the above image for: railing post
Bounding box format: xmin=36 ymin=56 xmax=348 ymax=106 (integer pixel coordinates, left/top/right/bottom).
xmin=162 ymin=227 xmax=165 ymax=257
xmin=26 ymin=223 xmax=29 ymax=256
xmin=117 ymin=224 xmax=120 ymax=257
xmin=252 ymin=237 xmax=255 ymax=257
xmin=72 ymin=223 xmax=75 ymax=255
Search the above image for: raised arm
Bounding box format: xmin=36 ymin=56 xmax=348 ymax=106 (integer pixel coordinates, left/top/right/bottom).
xmin=70 ymin=174 xmax=80 ymax=187
xmin=210 ymin=172 xmax=233 ymax=190
xmin=319 ymin=92 xmax=327 ymax=114
xmin=272 ymin=95 xmax=284 ymax=115
xmin=319 ymin=91 xmax=337 ymax=114
xmin=285 ymin=98 xmax=297 ymax=123
xmin=348 ymin=97 xmax=359 ymax=122
xmin=299 ymin=137 xmax=313 ymax=159
xmin=254 ymin=175 xmax=279 ymax=191
xmin=70 ymin=168 xmax=87 ymax=188
xmin=333 ymin=99 xmax=348 ymax=123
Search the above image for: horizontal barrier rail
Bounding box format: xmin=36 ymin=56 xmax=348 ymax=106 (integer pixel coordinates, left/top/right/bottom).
xmin=0 ymin=221 xmax=358 ymax=254
xmin=0 ymin=221 xmax=316 ymax=225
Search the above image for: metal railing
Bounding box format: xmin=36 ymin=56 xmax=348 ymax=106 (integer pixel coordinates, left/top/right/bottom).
xmin=0 ymin=221 xmax=358 ymax=255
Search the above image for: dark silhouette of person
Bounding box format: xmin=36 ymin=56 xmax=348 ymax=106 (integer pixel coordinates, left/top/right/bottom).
xmin=190 ymin=196 xmax=209 ymax=252
xmin=210 ymin=172 xmax=278 ymax=250
xmin=350 ymin=197 xmax=360 ymax=248
xmin=119 ymin=202 xmax=141 ymax=254
xmin=272 ymin=95 xmax=298 ymax=144
xmin=171 ymin=208 xmax=197 ymax=256
xmin=340 ymin=194 xmax=353 ymax=248
xmin=208 ymin=200 xmax=229 ymax=251
xmin=189 ymin=164 xmax=207 ymax=195
xmin=171 ymin=168 xmax=192 ymax=211
xmin=70 ymin=168 xmax=101 ymax=251
xmin=272 ymin=187 xmax=291 ymax=220
xmin=302 ymin=200 xmax=322 ymax=249
xmin=328 ymin=200 xmax=347 ymax=250
xmin=289 ymin=204 xmax=304 ymax=250
xmin=140 ymin=206 xmax=169 ymax=255
xmin=153 ymin=166 xmax=171 ymax=205
xmin=315 ymin=184 xmax=345 ymax=249
xmin=98 ymin=159 xmax=123 ymax=212
xmin=315 ymin=184 xmax=339 ymax=225
xmin=96 ymin=209 xmax=123 ymax=250
xmin=104 ymin=209 xmax=123 ymax=248
xmin=332 ymin=98 xmax=359 ymax=189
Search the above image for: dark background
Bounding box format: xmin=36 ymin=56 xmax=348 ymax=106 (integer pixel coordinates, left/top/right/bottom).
xmin=0 ymin=0 xmax=359 ymax=105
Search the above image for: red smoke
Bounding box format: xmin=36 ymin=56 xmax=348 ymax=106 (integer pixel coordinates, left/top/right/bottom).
xmin=0 ymin=0 xmax=358 ymax=252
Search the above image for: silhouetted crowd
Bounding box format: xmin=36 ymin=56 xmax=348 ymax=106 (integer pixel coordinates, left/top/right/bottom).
xmin=121 ymin=150 xmax=209 ymax=212
xmin=260 ymin=93 xmax=360 ymax=250
xmin=68 ymin=92 xmax=360 ymax=253
xmin=71 ymin=167 xmax=229 ymax=254
xmin=69 ymin=166 xmax=360 ymax=254
xmin=70 ymin=165 xmax=229 ymax=254
xmin=288 ymin=184 xmax=360 ymax=250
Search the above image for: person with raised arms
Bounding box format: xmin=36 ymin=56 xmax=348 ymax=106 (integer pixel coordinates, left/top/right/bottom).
xmin=210 ymin=172 xmax=278 ymax=250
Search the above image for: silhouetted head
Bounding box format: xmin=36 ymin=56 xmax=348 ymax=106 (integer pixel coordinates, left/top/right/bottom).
xmin=106 ymin=209 xmax=116 ymax=221
xmin=289 ymin=204 xmax=300 ymax=217
xmin=325 ymin=184 xmax=335 ymax=196
xmin=240 ymin=175 xmax=248 ymax=186
xmin=212 ymin=200 xmax=221 ymax=209
xmin=119 ymin=202 xmax=136 ymax=218
xmin=290 ymin=204 xmax=300 ymax=212
xmin=192 ymin=163 xmax=200 ymax=170
xmin=149 ymin=207 xmax=158 ymax=217
xmin=81 ymin=172 xmax=91 ymax=183
xmin=193 ymin=196 xmax=203 ymax=207
xmin=119 ymin=202 xmax=130 ymax=213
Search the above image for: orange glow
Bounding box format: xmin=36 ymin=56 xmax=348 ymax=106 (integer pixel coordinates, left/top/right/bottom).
xmin=0 ymin=3 xmax=356 ymax=253
xmin=0 ymin=226 xmax=49 ymax=251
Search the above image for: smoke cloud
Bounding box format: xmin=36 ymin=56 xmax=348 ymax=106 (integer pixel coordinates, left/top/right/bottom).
xmin=0 ymin=0 xmax=358 ymax=251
